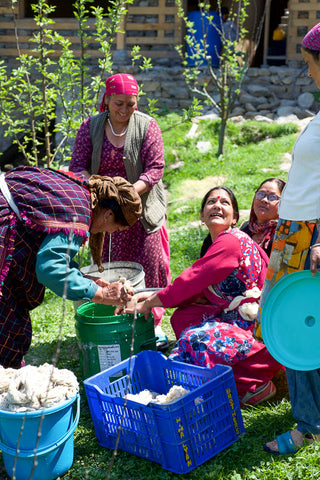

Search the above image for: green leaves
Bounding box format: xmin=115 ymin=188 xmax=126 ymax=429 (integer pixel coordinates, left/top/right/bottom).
xmin=0 ymin=0 xmax=143 ymax=168
xmin=174 ymin=0 xmax=259 ymax=155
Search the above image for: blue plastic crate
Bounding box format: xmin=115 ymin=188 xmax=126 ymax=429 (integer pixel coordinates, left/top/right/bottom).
xmin=84 ymin=351 xmax=245 ymax=474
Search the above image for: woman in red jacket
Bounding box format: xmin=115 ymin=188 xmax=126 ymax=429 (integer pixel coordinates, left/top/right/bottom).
xmin=123 ymin=186 xmax=282 ymax=407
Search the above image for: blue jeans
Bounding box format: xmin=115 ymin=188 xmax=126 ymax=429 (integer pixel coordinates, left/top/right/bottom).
xmin=287 ymin=368 xmax=320 ymax=434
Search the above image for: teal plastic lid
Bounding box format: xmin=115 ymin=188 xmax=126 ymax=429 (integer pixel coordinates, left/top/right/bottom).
xmin=261 ymin=270 xmax=320 ymax=371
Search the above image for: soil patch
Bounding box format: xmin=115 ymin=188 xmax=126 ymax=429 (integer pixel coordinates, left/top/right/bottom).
xmin=175 ymin=175 xmax=226 ymax=201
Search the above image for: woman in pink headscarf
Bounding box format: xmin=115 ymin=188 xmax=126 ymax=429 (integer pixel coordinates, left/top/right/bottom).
xmin=70 ymin=73 xmax=171 ymax=350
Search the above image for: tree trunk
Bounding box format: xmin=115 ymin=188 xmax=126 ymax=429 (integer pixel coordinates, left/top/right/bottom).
xmin=218 ymin=115 xmax=227 ymax=156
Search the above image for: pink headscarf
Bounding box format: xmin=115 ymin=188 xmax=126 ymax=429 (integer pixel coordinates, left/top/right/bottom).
xmin=301 ymin=22 xmax=320 ymax=51
xmin=100 ymin=73 xmax=139 ymax=112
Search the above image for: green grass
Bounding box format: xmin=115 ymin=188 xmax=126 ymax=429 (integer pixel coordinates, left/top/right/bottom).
xmin=4 ymin=116 xmax=314 ymax=480
xmin=159 ymin=115 xmax=297 ymax=212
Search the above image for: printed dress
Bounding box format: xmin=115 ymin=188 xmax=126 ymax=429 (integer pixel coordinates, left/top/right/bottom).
xmin=70 ymin=117 xmax=170 ymax=294
xmin=160 ymin=228 xmax=281 ymax=395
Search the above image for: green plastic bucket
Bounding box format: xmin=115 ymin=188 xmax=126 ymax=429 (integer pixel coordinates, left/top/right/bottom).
xmin=75 ymin=303 xmax=156 ymax=379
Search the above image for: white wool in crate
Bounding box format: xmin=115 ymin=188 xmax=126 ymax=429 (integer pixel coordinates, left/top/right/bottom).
xmin=0 ymin=363 xmax=79 ymax=412
xmin=126 ymin=385 xmax=189 ymax=405
xmin=155 ymin=385 xmax=189 ymax=404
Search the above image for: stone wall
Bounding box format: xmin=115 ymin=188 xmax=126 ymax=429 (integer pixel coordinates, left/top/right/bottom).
xmin=1 ymin=62 xmax=318 ymax=164
xmin=237 ymin=65 xmax=318 ymax=121
xmin=128 ymin=64 xmax=318 ymax=121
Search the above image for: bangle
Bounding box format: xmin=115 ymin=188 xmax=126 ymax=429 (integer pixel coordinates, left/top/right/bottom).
xmin=310 ymin=243 xmax=320 ymax=250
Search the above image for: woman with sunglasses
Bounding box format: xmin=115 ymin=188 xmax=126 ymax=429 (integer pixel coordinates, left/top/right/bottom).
xmin=200 ymin=178 xmax=286 ymax=258
xmin=238 ymin=178 xmax=286 ymax=257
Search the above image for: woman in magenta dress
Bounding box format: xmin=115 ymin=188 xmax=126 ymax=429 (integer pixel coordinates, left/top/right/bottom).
xmin=124 ymin=186 xmax=282 ymax=406
xmin=69 ymin=73 xmax=170 ymax=349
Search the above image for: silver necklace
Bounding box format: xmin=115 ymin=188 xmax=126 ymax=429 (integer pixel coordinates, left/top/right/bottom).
xmin=107 ymin=118 xmax=128 ymax=137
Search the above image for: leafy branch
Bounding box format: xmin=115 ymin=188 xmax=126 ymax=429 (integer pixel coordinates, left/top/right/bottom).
xmin=175 ymin=0 xmax=262 ymax=155
xmin=0 ymin=0 xmax=139 ymax=168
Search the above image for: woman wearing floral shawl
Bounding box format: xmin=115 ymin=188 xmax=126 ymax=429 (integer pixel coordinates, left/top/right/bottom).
xmin=122 ymin=186 xmax=282 ymax=407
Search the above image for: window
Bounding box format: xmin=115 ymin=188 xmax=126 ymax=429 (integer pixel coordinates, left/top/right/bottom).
xmin=297 ymin=26 xmax=308 ymax=36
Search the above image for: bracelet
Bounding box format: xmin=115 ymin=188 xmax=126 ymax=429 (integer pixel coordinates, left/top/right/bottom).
xmin=310 ymin=243 xmax=320 ymax=250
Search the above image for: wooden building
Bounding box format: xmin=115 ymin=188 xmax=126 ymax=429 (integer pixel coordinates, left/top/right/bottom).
xmin=286 ymin=0 xmax=320 ymax=62
xmin=263 ymin=0 xmax=320 ymax=66
xmin=0 ymin=1 xmax=319 ymax=66
xmin=0 ymin=0 xmax=183 ymax=61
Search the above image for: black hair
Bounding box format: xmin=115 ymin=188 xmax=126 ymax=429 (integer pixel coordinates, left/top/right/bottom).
xmin=221 ymin=7 xmax=229 ymax=15
xmin=201 ymin=186 xmax=239 ymax=223
xmin=301 ymin=45 xmax=320 ymax=61
xmin=99 ymin=198 xmax=129 ymax=226
xmin=256 ymin=177 xmax=286 ymax=193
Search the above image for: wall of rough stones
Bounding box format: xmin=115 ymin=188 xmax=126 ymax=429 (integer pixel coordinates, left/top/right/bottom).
xmin=1 ymin=62 xmax=318 ymax=165
xmin=127 ymin=64 xmax=319 ymax=121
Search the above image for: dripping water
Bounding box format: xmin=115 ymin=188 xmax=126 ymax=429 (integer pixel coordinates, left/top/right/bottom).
xmin=107 ymin=234 xmax=112 ymax=283
xmin=106 ymin=297 xmax=137 ymax=480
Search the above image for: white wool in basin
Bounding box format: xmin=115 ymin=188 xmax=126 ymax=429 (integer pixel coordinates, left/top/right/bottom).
xmin=0 ymin=363 xmax=79 ymax=412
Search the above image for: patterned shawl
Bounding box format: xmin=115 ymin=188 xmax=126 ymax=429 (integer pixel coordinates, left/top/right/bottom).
xmin=247 ymin=203 xmax=278 ymax=255
xmin=0 ymin=166 xmax=92 ymax=290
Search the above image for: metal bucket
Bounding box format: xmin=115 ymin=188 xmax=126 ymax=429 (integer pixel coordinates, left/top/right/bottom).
xmin=74 ymin=261 xmax=145 ymax=311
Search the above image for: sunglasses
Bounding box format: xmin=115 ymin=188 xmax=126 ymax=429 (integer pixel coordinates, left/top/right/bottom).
xmin=255 ymin=191 xmax=280 ymax=202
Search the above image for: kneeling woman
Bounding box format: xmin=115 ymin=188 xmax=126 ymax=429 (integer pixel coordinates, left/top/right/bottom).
xmin=125 ymin=186 xmax=281 ymax=406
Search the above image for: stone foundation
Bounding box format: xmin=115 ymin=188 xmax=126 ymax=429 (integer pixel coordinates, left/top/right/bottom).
xmin=1 ymin=62 xmax=317 ymax=163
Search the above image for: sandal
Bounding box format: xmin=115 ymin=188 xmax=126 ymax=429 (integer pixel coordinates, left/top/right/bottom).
xmin=264 ymin=431 xmax=299 ymax=455
xmin=239 ymin=380 xmax=276 ymax=407
xmin=156 ymin=335 xmax=169 ymax=351
xmin=264 ymin=429 xmax=320 ymax=455
xmin=155 ymin=326 xmax=169 ymax=352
